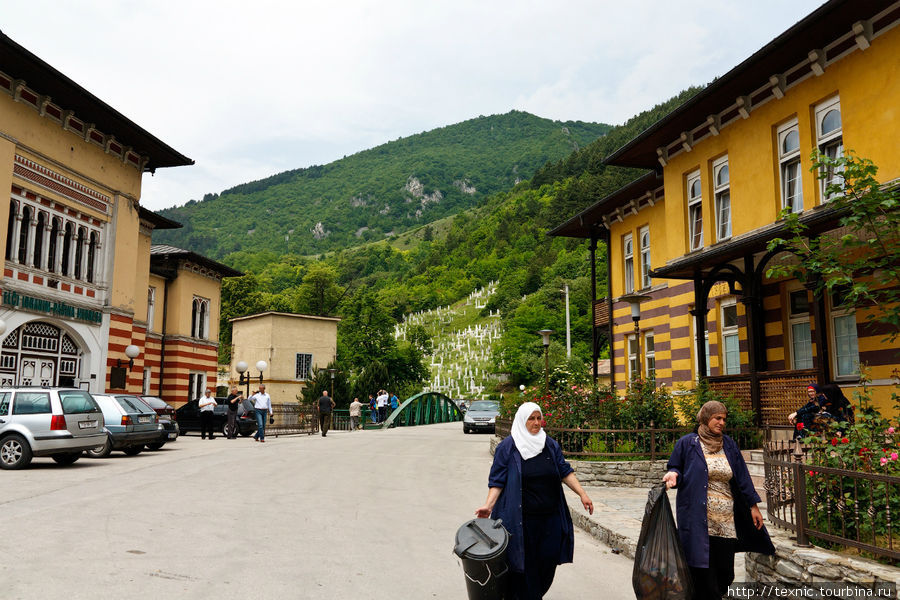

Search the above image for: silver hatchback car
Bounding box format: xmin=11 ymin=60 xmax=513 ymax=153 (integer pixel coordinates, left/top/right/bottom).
xmin=0 ymin=387 xmax=106 ymax=469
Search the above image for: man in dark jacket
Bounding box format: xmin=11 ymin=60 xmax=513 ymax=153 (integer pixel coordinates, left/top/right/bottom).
xmin=318 ymin=390 xmax=335 ymax=437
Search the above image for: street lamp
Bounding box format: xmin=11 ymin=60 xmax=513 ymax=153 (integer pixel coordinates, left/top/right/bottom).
xmin=326 ymin=368 xmax=338 ymax=400
xmin=236 ymin=359 xmax=268 ymax=397
xmin=537 ymin=329 xmax=554 ymax=392
xmin=117 ymin=344 xmax=140 ymax=369
xmin=620 ymin=293 xmax=652 ymax=380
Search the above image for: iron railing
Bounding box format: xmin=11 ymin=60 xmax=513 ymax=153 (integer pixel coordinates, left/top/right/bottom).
xmin=763 ymin=439 xmax=900 ymax=562
xmin=264 ymin=403 xmax=319 ymax=436
xmin=494 ymin=418 xmax=762 ymax=461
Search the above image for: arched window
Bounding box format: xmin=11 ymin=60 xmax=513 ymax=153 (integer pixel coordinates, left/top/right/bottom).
xmin=191 ymin=297 xmax=210 ymax=339
xmin=33 ymin=212 xmax=46 ymax=270
xmin=18 ymin=205 xmax=31 ymax=265
xmin=6 ymin=200 xmax=17 ymax=260
xmin=87 ymin=231 xmax=98 ymax=283
xmin=61 ymin=222 xmax=74 ymax=276
xmin=74 ymin=226 xmax=86 ymax=280
xmin=47 ymin=217 xmax=61 ymax=273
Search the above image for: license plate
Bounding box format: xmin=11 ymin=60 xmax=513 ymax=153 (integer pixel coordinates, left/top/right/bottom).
xmin=167 ymin=433 xmax=177 ymax=439
xmin=78 ymin=420 xmax=98 ymax=429
xmin=139 ymin=416 xmax=151 ymax=424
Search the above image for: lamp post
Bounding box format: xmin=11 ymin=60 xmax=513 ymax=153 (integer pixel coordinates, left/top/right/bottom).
xmin=236 ymin=359 xmax=268 ymax=397
xmin=326 ymin=368 xmax=338 ymax=400
xmin=537 ymin=329 xmax=554 ymax=392
xmin=620 ymin=293 xmax=652 ymax=380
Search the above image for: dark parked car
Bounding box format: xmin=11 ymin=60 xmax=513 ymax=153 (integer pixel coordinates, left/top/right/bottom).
xmin=175 ymin=398 xmax=257 ymax=437
xmin=136 ymin=396 xmax=179 ymax=450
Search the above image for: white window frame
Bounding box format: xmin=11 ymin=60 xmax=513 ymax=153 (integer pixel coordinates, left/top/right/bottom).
xmin=295 ymin=353 xmax=313 ymax=381
xmin=713 ymin=157 xmax=731 ymax=241
xmin=623 ymin=233 xmax=634 ymax=294
xmin=191 ymin=296 xmax=210 ymax=339
xmin=687 ymin=171 xmax=703 ymax=251
xmin=720 ymin=298 xmax=740 ymax=375
xmin=147 ymin=287 xmax=156 ymax=333
xmin=188 ymin=371 xmax=206 ymax=402
xmin=644 ymin=331 xmax=656 ymax=382
xmin=787 ymin=286 xmax=813 ymax=370
xmin=829 ymin=292 xmax=859 ymax=379
xmin=639 ymin=226 xmax=651 ymax=290
xmin=778 ymin=120 xmax=803 ymax=213
xmin=626 ymin=334 xmax=639 ymax=381
xmin=815 ymin=96 xmax=843 ymax=201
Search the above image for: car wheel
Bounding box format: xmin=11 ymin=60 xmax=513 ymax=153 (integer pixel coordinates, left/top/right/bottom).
xmin=463 ymin=426 xmax=470 ymax=434
xmin=122 ymin=446 xmax=144 ymax=456
xmin=51 ymin=452 xmax=81 ymax=466
xmin=85 ymin=437 xmax=112 ymax=458
xmin=221 ymin=422 xmax=231 ymax=437
xmin=146 ymin=442 xmax=165 ymax=451
xmin=0 ymin=434 xmax=33 ymax=470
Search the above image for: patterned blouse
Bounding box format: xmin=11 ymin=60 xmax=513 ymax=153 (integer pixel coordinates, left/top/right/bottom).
xmin=701 ymin=441 xmax=736 ymax=539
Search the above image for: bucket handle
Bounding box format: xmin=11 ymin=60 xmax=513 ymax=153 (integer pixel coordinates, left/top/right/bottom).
xmin=453 ymin=519 xmax=503 ymax=557
xmin=464 ymin=562 xmax=508 ymax=587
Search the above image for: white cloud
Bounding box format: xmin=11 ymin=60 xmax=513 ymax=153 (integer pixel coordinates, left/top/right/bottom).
xmin=2 ymin=0 xmax=825 ymax=209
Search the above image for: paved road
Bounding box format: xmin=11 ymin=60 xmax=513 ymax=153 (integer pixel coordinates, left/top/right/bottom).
xmin=1 ymin=423 xmax=635 ymax=599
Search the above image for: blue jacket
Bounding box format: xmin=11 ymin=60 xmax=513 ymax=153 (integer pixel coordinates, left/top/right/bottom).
xmin=488 ymin=436 xmax=575 ymax=573
xmin=666 ymin=433 xmax=775 ymax=568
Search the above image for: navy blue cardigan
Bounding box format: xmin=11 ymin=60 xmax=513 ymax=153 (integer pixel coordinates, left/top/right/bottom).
xmin=666 ymin=433 xmax=775 ymax=568
xmin=488 ymin=436 xmax=576 ymax=573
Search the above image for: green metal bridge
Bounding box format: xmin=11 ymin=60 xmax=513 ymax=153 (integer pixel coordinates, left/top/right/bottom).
xmin=379 ymin=391 xmax=463 ymax=429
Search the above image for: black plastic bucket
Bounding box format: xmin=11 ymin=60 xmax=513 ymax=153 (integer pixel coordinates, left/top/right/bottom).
xmin=453 ymin=518 xmax=510 ymax=600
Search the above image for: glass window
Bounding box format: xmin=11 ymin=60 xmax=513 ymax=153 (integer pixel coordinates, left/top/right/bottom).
xmin=142 ymin=367 xmax=152 ymax=395
xmin=0 ymin=392 xmax=10 ymax=415
xmin=12 ymin=392 xmax=51 ymax=415
xmin=713 ymin=159 xmax=731 ymax=241
xmin=788 ymin=288 xmax=813 ymax=370
xmin=832 ymin=313 xmax=859 ymax=377
xmin=626 ymin=335 xmax=639 ymax=380
xmin=33 ymin=211 xmax=45 ymax=269
xmin=147 ymin=287 xmax=156 ymax=332
xmin=296 ymin=353 xmax=313 ymax=380
xmin=816 ymin=97 xmax=843 ymax=201
xmin=721 ymin=300 xmax=740 ymax=375
xmin=639 ymin=227 xmax=651 ymax=289
xmin=778 ymin=122 xmax=803 ymax=212
xmin=623 ymin=234 xmax=634 ymax=294
xmin=687 ymin=172 xmax=703 ymax=251
xmin=59 ymin=391 xmax=100 ymax=414
xmin=191 ymin=297 xmax=210 ymax=339
xmin=18 ymin=205 xmax=31 ymax=265
xmin=644 ymin=332 xmax=656 ymax=382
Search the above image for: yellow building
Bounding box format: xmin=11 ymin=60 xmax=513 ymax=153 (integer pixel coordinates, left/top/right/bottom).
xmin=0 ymin=32 xmax=238 ymax=404
xmin=552 ymin=0 xmax=900 ymax=420
xmin=229 ymin=312 xmax=340 ymax=403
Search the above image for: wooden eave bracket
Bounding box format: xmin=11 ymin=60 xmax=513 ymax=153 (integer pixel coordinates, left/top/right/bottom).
xmin=706 ymin=114 xmax=721 ymax=136
xmin=853 ymin=20 xmax=873 ymax=51
xmin=808 ymin=49 xmax=826 ymax=76
xmin=680 ymin=131 xmax=694 ymax=153
xmin=769 ymin=74 xmax=786 ymax=99
xmin=656 ymin=147 xmax=669 ymax=168
xmin=736 ymin=95 xmax=752 ymax=119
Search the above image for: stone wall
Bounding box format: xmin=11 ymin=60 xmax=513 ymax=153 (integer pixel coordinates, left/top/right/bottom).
xmin=746 ymin=527 xmax=900 ymax=592
xmin=489 ymin=435 xmax=668 ymax=488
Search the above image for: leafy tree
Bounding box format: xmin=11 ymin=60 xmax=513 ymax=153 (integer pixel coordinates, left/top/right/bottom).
xmin=293 ymin=264 xmax=345 ymax=316
xmin=768 ymin=151 xmax=900 ymax=342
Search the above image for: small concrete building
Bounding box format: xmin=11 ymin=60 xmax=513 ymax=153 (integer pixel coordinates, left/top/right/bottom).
xmin=229 ymin=312 xmax=340 ymax=403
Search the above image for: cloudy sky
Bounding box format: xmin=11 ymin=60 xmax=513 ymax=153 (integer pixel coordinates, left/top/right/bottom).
xmin=4 ymin=0 xmax=824 ymax=211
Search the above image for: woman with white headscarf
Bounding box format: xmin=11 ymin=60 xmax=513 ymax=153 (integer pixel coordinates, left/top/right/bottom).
xmin=475 ymin=402 xmax=594 ymax=599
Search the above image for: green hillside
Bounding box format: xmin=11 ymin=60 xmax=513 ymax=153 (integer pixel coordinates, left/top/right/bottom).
xmin=154 ymin=111 xmax=610 ymax=258
xmin=211 ymin=87 xmax=703 ymax=395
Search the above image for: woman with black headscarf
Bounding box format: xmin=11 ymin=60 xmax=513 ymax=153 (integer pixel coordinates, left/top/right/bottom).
xmin=663 ymin=400 xmax=774 ymax=600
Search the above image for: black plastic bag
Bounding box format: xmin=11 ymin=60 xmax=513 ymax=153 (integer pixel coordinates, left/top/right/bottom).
xmin=632 ymin=483 xmax=693 ymax=600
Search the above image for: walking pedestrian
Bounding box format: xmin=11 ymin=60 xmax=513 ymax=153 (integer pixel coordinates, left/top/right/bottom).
xmin=349 ymin=396 xmax=364 ymax=431
xmin=249 ymin=384 xmax=273 ymax=442
xmin=663 ymin=400 xmax=774 ymax=600
xmin=198 ymin=388 xmax=217 ymax=440
xmin=390 ymin=392 xmax=399 ymax=412
xmin=225 ymin=386 xmax=242 ymax=439
xmin=475 ymin=402 xmax=593 ymax=599
xmin=318 ymin=390 xmax=335 ymax=436
xmin=368 ymin=394 xmax=377 ymax=423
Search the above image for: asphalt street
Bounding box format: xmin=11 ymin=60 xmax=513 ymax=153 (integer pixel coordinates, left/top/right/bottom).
xmin=1 ymin=423 xmax=635 ymax=599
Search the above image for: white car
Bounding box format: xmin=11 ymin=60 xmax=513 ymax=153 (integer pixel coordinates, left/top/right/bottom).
xmin=0 ymin=387 xmax=106 ymax=469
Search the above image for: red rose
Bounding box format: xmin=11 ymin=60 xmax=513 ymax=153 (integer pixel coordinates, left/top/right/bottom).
xmin=808 ymin=470 xmax=815 ymax=476
xmin=841 ymin=438 xmax=849 ymax=444
xmin=831 ymin=438 xmax=838 ymax=446
xmin=796 ymin=423 xmax=805 ymax=431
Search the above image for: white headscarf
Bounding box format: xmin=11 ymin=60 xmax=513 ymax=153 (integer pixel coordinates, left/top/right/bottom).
xmin=510 ymin=402 xmax=546 ymax=460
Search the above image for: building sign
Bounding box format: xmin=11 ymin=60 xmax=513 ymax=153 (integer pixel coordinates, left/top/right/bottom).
xmin=2 ymin=291 xmax=103 ymax=324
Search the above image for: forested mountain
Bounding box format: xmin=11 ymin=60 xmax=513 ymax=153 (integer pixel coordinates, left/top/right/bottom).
xmin=209 ymin=87 xmax=703 ymax=394
xmin=154 ymin=111 xmax=610 ymax=259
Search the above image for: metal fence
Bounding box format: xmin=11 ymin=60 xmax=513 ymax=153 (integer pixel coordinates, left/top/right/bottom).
xmin=264 ymin=403 xmax=319 ymax=437
xmin=494 ymin=418 xmax=762 ymax=461
xmin=763 ymin=439 xmax=900 ymax=562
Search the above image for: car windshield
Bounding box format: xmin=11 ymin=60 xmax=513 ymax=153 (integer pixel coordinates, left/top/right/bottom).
xmin=140 ymin=396 xmax=167 ymax=409
xmin=116 ymin=396 xmax=153 ymax=414
xmin=59 ymin=391 xmax=100 ymax=414
xmin=468 ymin=401 xmax=499 ymax=412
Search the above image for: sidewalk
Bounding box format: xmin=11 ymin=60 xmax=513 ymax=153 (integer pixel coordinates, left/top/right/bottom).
xmin=563 ymin=485 xmax=747 ymax=578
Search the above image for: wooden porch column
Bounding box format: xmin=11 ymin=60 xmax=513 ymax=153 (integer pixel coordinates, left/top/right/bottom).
xmin=589 ymin=234 xmax=599 ymax=383
xmin=691 ymin=275 xmax=709 ymax=382
xmin=742 ymin=255 xmax=762 ymax=427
